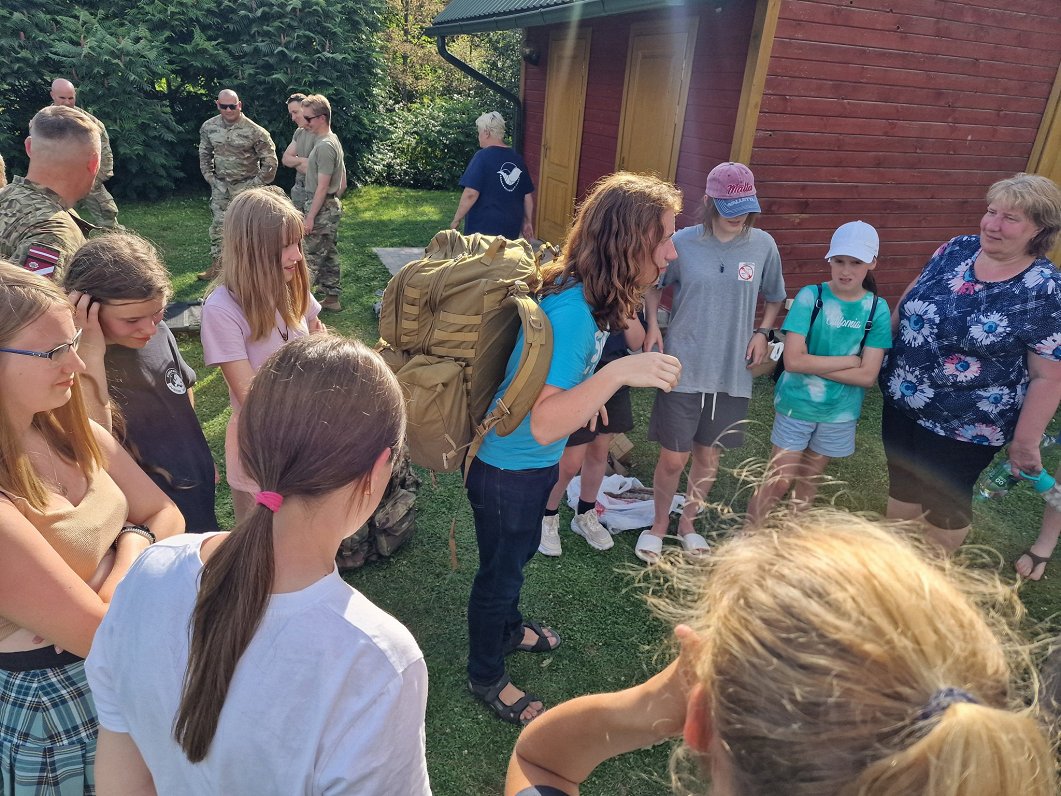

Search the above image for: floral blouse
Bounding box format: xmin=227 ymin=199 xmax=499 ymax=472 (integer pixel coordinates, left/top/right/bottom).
xmin=879 ymin=235 xmax=1061 ymax=445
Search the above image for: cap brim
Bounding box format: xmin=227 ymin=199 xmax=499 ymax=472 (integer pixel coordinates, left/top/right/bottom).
xmin=824 ymin=244 xmax=877 ymax=264
xmin=713 ymin=195 xmax=761 ymax=218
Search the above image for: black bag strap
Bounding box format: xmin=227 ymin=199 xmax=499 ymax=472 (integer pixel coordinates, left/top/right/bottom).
xmin=857 ymin=293 xmax=879 ymax=355
xmin=804 ymin=284 xmax=824 ymax=347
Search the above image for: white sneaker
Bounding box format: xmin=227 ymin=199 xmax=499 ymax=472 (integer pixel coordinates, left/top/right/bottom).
xmin=571 ymin=509 xmax=614 ymax=551
xmin=538 ymin=514 xmax=562 ymax=556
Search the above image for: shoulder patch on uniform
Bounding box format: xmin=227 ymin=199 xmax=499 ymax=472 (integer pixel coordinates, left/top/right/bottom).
xmin=22 ymin=244 xmax=61 ymax=279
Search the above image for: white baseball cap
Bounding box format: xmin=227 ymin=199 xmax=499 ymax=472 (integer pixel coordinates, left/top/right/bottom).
xmin=825 ymin=221 xmax=879 ymax=264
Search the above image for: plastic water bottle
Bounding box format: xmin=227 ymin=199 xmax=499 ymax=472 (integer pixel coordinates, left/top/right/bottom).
xmin=1043 ymin=431 xmax=1061 ymax=449
xmin=1045 ymin=482 xmax=1061 ymax=513
xmin=975 ymin=460 xmax=1056 ymax=501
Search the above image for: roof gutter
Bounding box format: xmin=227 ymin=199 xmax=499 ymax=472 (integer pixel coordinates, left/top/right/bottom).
xmin=434 ymin=36 xmax=525 ymax=153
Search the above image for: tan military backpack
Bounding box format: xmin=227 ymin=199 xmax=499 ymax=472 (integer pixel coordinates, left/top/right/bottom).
xmin=377 ymin=230 xmax=553 ymax=473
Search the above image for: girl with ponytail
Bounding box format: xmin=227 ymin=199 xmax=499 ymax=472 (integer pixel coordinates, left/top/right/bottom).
xmin=506 ymin=510 xmax=1057 ymax=796
xmin=86 ymin=336 xmax=430 ymax=794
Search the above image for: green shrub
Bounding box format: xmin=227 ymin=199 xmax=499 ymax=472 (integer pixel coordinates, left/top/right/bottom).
xmin=364 ymin=95 xmax=483 ymax=189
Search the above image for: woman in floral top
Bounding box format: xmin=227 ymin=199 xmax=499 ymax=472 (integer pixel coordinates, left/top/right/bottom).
xmin=879 ymin=173 xmax=1061 ymax=553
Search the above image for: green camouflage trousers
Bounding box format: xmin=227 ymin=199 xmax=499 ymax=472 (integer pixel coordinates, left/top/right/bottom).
xmin=208 ymin=178 xmax=258 ymax=260
xmin=74 ymin=182 xmax=119 ymax=229
xmin=303 ymin=196 xmax=342 ymax=296
xmin=290 ymin=178 xmax=308 ymax=211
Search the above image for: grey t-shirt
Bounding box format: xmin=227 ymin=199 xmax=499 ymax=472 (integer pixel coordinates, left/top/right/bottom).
xmin=661 ymin=225 xmax=785 ymax=398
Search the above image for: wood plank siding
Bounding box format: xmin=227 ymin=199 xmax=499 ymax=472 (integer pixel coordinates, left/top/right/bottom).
xmin=753 ymin=0 xmax=1061 ymax=301
xmin=522 ymin=2 xmax=756 ymax=230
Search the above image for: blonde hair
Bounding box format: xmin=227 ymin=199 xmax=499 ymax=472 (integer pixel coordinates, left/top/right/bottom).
xmin=985 ymin=173 xmax=1061 ymax=258
xmin=211 ymin=188 xmax=310 ymax=341
xmin=173 ymin=335 xmax=406 ymax=762
xmin=541 ymin=172 xmax=682 ymax=331
xmin=650 ymin=510 xmax=1056 ymax=796
xmin=697 ymin=198 xmax=759 ymax=237
xmin=476 ymin=111 xmax=506 ymax=141
xmin=0 ymin=261 xmax=104 ymax=510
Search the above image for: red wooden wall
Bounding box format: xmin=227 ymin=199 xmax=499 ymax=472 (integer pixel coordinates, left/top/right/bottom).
xmin=754 ymin=0 xmax=1061 ymax=303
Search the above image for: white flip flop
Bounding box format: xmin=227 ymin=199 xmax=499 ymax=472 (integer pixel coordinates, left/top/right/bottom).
xmin=634 ymin=531 xmax=663 ymax=564
xmin=678 ymin=532 xmax=710 ymax=558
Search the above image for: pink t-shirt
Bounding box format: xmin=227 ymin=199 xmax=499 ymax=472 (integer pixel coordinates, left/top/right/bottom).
xmin=201 ymin=286 xmax=321 ymax=491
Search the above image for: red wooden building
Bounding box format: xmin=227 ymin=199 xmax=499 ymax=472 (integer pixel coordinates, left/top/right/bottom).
xmin=428 ymin=0 xmax=1061 ymax=305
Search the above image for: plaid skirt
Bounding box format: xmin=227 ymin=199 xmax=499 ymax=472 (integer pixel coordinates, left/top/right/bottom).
xmin=0 ymin=653 xmax=97 ymax=796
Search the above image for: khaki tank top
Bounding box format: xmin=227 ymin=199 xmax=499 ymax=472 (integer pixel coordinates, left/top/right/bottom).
xmin=0 ymin=468 xmax=128 ymax=642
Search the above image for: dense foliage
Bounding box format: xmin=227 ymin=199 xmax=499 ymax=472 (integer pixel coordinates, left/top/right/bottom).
xmin=1 ymin=0 xmax=385 ymax=199
xmin=367 ymin=0 xmax=523 ymax=188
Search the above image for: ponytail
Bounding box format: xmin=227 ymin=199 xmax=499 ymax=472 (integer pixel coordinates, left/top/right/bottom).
xmin=173 ymin=506 xmax=275 ymax=762
xmin=857 ymin=702 xmax=1056 ymax=795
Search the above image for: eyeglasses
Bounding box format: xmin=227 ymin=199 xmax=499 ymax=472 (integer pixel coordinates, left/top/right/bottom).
xmin=0 ymin=328 xmax=83 ymax=361
xmin=216 ymin=102 xmax=239 ymax=110
xmin=302 ymin=114 xmax=321 ymax=122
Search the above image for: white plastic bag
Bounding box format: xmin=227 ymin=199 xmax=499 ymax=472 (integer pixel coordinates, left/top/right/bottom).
xmin=566 ymin=474 xmax=685 ymax=532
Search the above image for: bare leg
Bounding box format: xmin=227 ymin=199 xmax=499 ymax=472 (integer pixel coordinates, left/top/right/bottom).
xmin=746 ymin=446 xmax=803 ymax=528
xmin=579 ymin=433 xmax=612 ymax=504
xmin=887 ymin=496 xmax=968 ymax=554
xmin=1015 ymin=503 xmax=1061 ymax=580
xmin=677 ymin=443 xmax=721 ymax=536
xmin=886 ymin=497 xmax=924 ymax=522
xmin=231 ymin=489 xmax=255 ymax=525
xmin=790 ymin=450 xmax=831 ymax=510
xmin=546 ymin=443 xmax=587 ymax=512
xmin=650 ymin=447 xmax=691 ymax=537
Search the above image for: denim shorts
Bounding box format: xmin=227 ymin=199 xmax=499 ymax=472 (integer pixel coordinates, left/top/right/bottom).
xmin=770 ymin=412 xmax=857 ymax=458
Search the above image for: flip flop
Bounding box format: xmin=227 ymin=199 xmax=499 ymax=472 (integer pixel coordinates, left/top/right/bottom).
xmin=678 ymin=532 xmax=710 ymax=558
xmin=635 ymin=531 xmax=663 ymax=564
xmin=1014 ymin=549 xmax=1050 ymax=581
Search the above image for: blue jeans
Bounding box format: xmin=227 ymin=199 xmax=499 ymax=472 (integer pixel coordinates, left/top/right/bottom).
xmin=465 ymin=457 xmax=557 ymax=686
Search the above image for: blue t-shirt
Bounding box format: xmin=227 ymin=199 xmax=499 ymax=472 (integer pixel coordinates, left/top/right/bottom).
xmin=477 ymin=286 xmax=607 ymax=470
xmin=459 ymin=146 xmax=534 ymax=239
xmin=775 ymin=283 xmax=892 ymax=423
xmin=878 ymin=235 xmax=1061 ymax=444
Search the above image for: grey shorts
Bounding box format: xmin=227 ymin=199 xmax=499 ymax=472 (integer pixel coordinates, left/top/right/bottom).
xmin=648 ymin=390 xmax=750 ymax=452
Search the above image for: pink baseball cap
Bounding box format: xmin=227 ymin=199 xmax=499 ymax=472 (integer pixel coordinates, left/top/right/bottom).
xmin=706 ymin=162 xmax=761 ymax=218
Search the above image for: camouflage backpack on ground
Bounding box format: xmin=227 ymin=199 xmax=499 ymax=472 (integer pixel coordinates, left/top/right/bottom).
xmin=377 ymin=230 xmax=553 ymax=473
xmin=336 ymin=453 xmax=420 ymax=572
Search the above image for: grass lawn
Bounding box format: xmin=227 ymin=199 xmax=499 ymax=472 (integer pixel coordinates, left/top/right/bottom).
xmin=119 ymin=185 xmax=1061 ymax=796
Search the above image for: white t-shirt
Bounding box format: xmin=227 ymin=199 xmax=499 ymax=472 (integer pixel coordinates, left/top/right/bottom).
xmin=86 ymin=534 xmax=431 ymax=795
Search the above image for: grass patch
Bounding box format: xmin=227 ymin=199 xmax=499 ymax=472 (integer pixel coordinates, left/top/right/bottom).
xmin=116 ymin=186 xmax=1060 ymax=796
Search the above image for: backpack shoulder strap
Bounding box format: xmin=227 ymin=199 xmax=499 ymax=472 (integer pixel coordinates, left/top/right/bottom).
xmin=804 ymin=284 xmax=824 ymax=346
xmin=858 ymin=293 xmax=880 ymax=354
xmin=462 ymin=290 xmax=554 ymax=478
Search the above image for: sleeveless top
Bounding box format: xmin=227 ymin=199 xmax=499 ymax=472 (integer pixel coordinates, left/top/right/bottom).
xmin=0 ymin=468 xmax=128 ymax=642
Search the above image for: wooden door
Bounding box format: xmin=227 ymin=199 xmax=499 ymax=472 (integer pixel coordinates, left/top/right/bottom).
xmin=537 ymin=29 xmax=591 ymax=244
xmin=615 ymin=19 xmax=699 ymax=178
xmin=1028 ymin=62 xmax=1061 ymax=264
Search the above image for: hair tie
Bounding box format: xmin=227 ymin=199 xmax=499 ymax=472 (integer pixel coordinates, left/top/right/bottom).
xmin=254 ymin=491 xmax=284 ymax=512
xmin=918 ymin=687 xmax=980 ymax=722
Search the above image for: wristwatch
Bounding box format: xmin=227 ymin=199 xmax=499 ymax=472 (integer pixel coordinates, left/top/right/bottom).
xmin=753 ymin=328 xmax=772 ymax=338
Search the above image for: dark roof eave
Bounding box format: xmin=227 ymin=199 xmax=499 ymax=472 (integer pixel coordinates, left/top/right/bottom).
xmin=426 ymin=0 xmax=700 ymax=36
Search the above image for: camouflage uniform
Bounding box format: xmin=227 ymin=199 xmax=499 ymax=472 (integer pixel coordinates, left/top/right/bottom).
xmin=303 ymin=132 xmax=344 ymax=297
xmin=288 ymin=127 xmax=317 ymax=209
xmin=0 ymin=176 xmax=91 ymax=281
xmin=199 ymin=114 xmax=278 ymax=260
xmin=72 ymin=109 xmax=120 ymax=229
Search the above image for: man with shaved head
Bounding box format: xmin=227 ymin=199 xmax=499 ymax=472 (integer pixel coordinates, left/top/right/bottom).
xmin=0 ymin=105 xmax=99 ymax=279
xmin=197 ymin=88 xmax=278 ymax=279
xmin=50 ymin=77 xmax=121 ymax=229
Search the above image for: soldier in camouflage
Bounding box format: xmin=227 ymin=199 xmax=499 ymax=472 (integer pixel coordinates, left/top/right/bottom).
xmin=0 ymin=105 xmax=99 ymax=281
xmin=281 ymin=92 xmax=316 ymax=209
xmin=198 ymin=89 xmax=278 ymax=280
xmin=301 ymin=94 xmax=346 ymax=312
xmin=50 ymin=78 xmax=121 ymax=230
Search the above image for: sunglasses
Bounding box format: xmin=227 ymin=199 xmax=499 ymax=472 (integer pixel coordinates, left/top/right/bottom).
xmin=302 ymin=114 xmax=321 ymax=122
xmin=216 ymin=102 xmax=239 ymax=110
xmin=0 ymin=328 xmax=83 ymax=361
